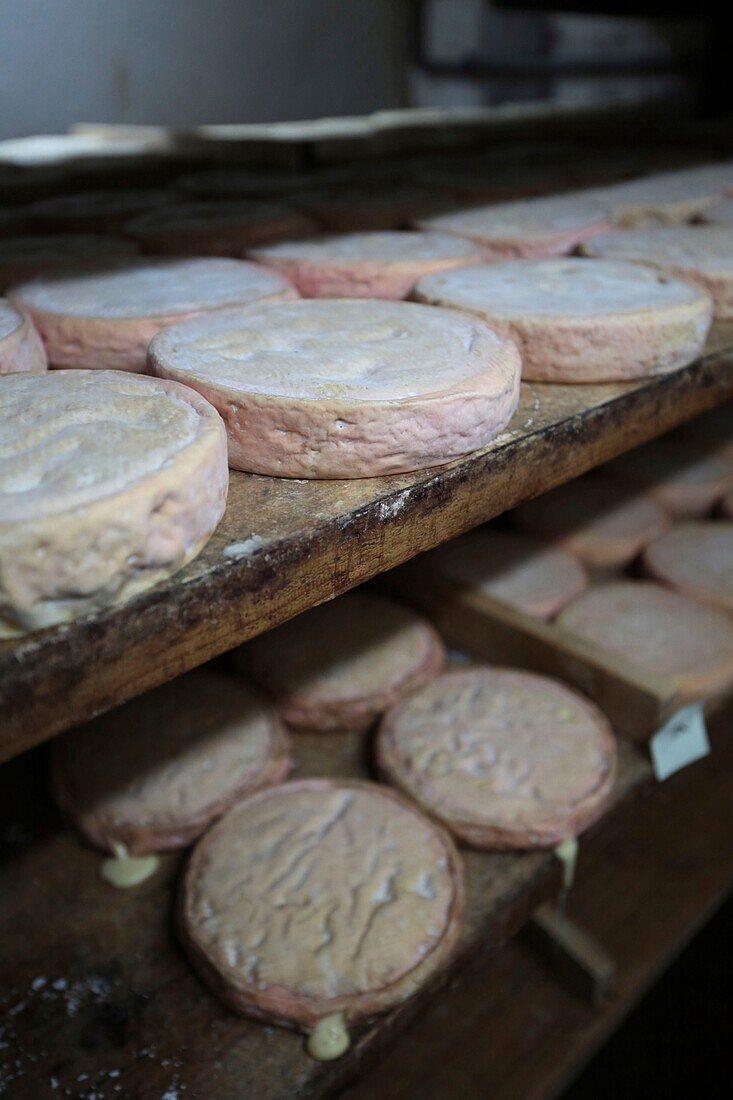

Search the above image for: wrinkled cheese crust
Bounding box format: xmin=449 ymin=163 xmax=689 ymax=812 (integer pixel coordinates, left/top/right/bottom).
xmin=416 ymin=258 xmax=702 ymax=317
xmin=185 ymin=783 xmax=457 ymax=1000
xmin=150 ymin=298 xmax=510 ymax=400
xmin=0 ymin=371 xmax=201 ymax=521
xmin=380 ymin=669 xmax=613 ymax=829
xmin=13 ymin=258 xmax=292 ymax=319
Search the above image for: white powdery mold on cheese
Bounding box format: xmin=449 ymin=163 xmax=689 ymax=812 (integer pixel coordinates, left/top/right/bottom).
xmin=148 ymin=298 xmax=522 ymax=479
xmin=603 ymin=436 xmax=733 ymax=519
xmin=377 ymin=667 xmax=617 ymax=850
xmin=0 ymin=370 xmax=228 ymax=636
xmin=586 ymin=163 xmax=733 ymax=227
xmin=581 ymin=226 xmax=733 ymax=324
xmin=0 ymin=298 xmax=47 ymax=374
xmin=9 ymin=256 xmax=298 ymax=372
xmin=413 ymin=258 xmax=712 ymax=383
xmin=179 ymin=779 xmax=465 ymax=1031
xmin=249 ymin=230 xmax=483 ymax=300
xmin=414 ymin=192 xmax=611 ymax=259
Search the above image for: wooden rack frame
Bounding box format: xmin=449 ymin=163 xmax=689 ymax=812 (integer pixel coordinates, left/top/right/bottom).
xmin=2 ymin=352 xmax=732 ymax=764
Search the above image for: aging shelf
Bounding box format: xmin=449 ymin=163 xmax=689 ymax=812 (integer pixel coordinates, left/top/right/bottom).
xmin=0 ymin=727 xmax=646 ymax=1100
xmin=1 ymin=351 xmax=732 ymax=764
xmin=342 ymin=699 xmax=733 ymax=1100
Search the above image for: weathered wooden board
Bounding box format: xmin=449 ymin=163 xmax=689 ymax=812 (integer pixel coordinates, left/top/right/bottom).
xmin=0 ymin=712 xmax=647 ymax=1100
xmin=2 ymin=354 xmax=732 ymax=764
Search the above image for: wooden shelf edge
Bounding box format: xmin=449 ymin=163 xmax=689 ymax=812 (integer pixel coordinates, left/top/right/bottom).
xmin=1 ymin=353 xmax=731 ymax=763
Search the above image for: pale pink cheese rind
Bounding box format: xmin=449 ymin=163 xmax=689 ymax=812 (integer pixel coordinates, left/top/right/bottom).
xmin=233 ymin=591 xmax=447 ymax=731
xmin=512 ymin=474 xmax=672 ymax=568
xmin=0 ymin=373 xmax=229 ymax=635
xmin=149 ymin=301 xmax=522 ymax=478
xmin=581 ymin=227 xmax=733 ymax=322
xmin=178 ymin=779 xmax=465 ymax=1030
xmin=604 ymin=441 xmax=733 ymax=518
xmin=51 ymin=672 xmax=292 ymax=856
xmin=0 ymin=301 xmax=47 ymax=374
xmin=558 ymin=580 xmax=733 ymax=704
xmin=377 ymin=667 xmax=617 ymax=850
xmin=248 ymin=233 xmax=483 ymax=300
xmin=641 ymin=521 xmax=733 ymax=614
xmin=10 ymin=264 xmax=298 ymax=372
xmin=413 ymin=265 xmax=712 ymax=383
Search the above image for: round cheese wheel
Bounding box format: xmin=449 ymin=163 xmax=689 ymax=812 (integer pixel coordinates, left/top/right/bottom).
xmin=27 ymin=188 xmax=172 ymax=233
xmin=603 ymin=437 xmax=733 ymax=518
xmin=149 ymin=298 xmax=521 ymax=478
xmin=125 ymin=200 xmax=315 ymax=256
xmin=557 ymin=580 xmax=733 ymax=702
xmin=414 ymin=193 xmax=611 ymax=259
xmin=233 ymin=591 xmax=445 ymax=731
xmin=0 ymin=370 xmax=228 ymax=636
xmin=0 ymin=298 xmax=47 ymax=374
xmin=0 ymin=233 xmax=139 ymax=292
xmin=413 ymin=258 xmax=711 ymax=382
xmin=642 ymin=521 xmax=733 ymax=613
xmin=512 ymin=474 xmax=671 ymax=567
xmin=52 ymin=669 xmax=291 ymax=855
xmin=581 ymin=227 xmax=733 ymax=323
xmin=377 ymin=667 xmax=616 ymax=849
xmin=422 ymin=528 xmax=588 ymax=618
xmin=179 ymin=779 xmax=464 ymax=1030
xmin=250 ymin=230 xmax=482 ymax=299
xmin=10 ymin=257 xmax=297 ymax=371
xmin=588 ymin=166 xmax=731 ymax=227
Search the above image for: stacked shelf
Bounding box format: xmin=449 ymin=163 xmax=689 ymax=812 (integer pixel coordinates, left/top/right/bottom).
xmin=2 ymin=353 xmax=732 ymax=764
xmin=3 ymin=114 xmax=733 ymax=1099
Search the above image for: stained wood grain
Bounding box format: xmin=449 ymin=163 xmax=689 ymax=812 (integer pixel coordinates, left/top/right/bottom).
xmin=2 ymin=354 xmax=732 ymax=764
xmin=0 ymin=714 xmax=646 ymax=1100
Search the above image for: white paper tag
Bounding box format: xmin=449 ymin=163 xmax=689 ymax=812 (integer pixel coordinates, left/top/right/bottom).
xmin=650 ymin=704 xmax=710 ymax=781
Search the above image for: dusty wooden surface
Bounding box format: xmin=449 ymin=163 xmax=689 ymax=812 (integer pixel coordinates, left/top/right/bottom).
xmin=342 ymin=701 xmax=733 ymax=1100
xmin=0 ymin=709 xmax=646 ymax=1100
xmin=2 ymin=353 xmax=732 ymax=764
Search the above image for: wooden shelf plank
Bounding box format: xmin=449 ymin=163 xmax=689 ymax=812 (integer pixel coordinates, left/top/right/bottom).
xmin=0 ymin=713 xmax=646 ymax=1100
xmin=341 ymin=702 xmax=733 ymax=1100
xmin=1 ymin=353 xmax=732 ymax=764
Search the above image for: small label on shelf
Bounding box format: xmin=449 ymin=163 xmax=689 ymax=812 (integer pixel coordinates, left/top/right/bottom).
xmin=650 ymin=703 xmax=710 ymax=782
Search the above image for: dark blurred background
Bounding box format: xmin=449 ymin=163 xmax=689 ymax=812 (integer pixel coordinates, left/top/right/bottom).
xmin=0 ymin=0 xmax=727 ymax=140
